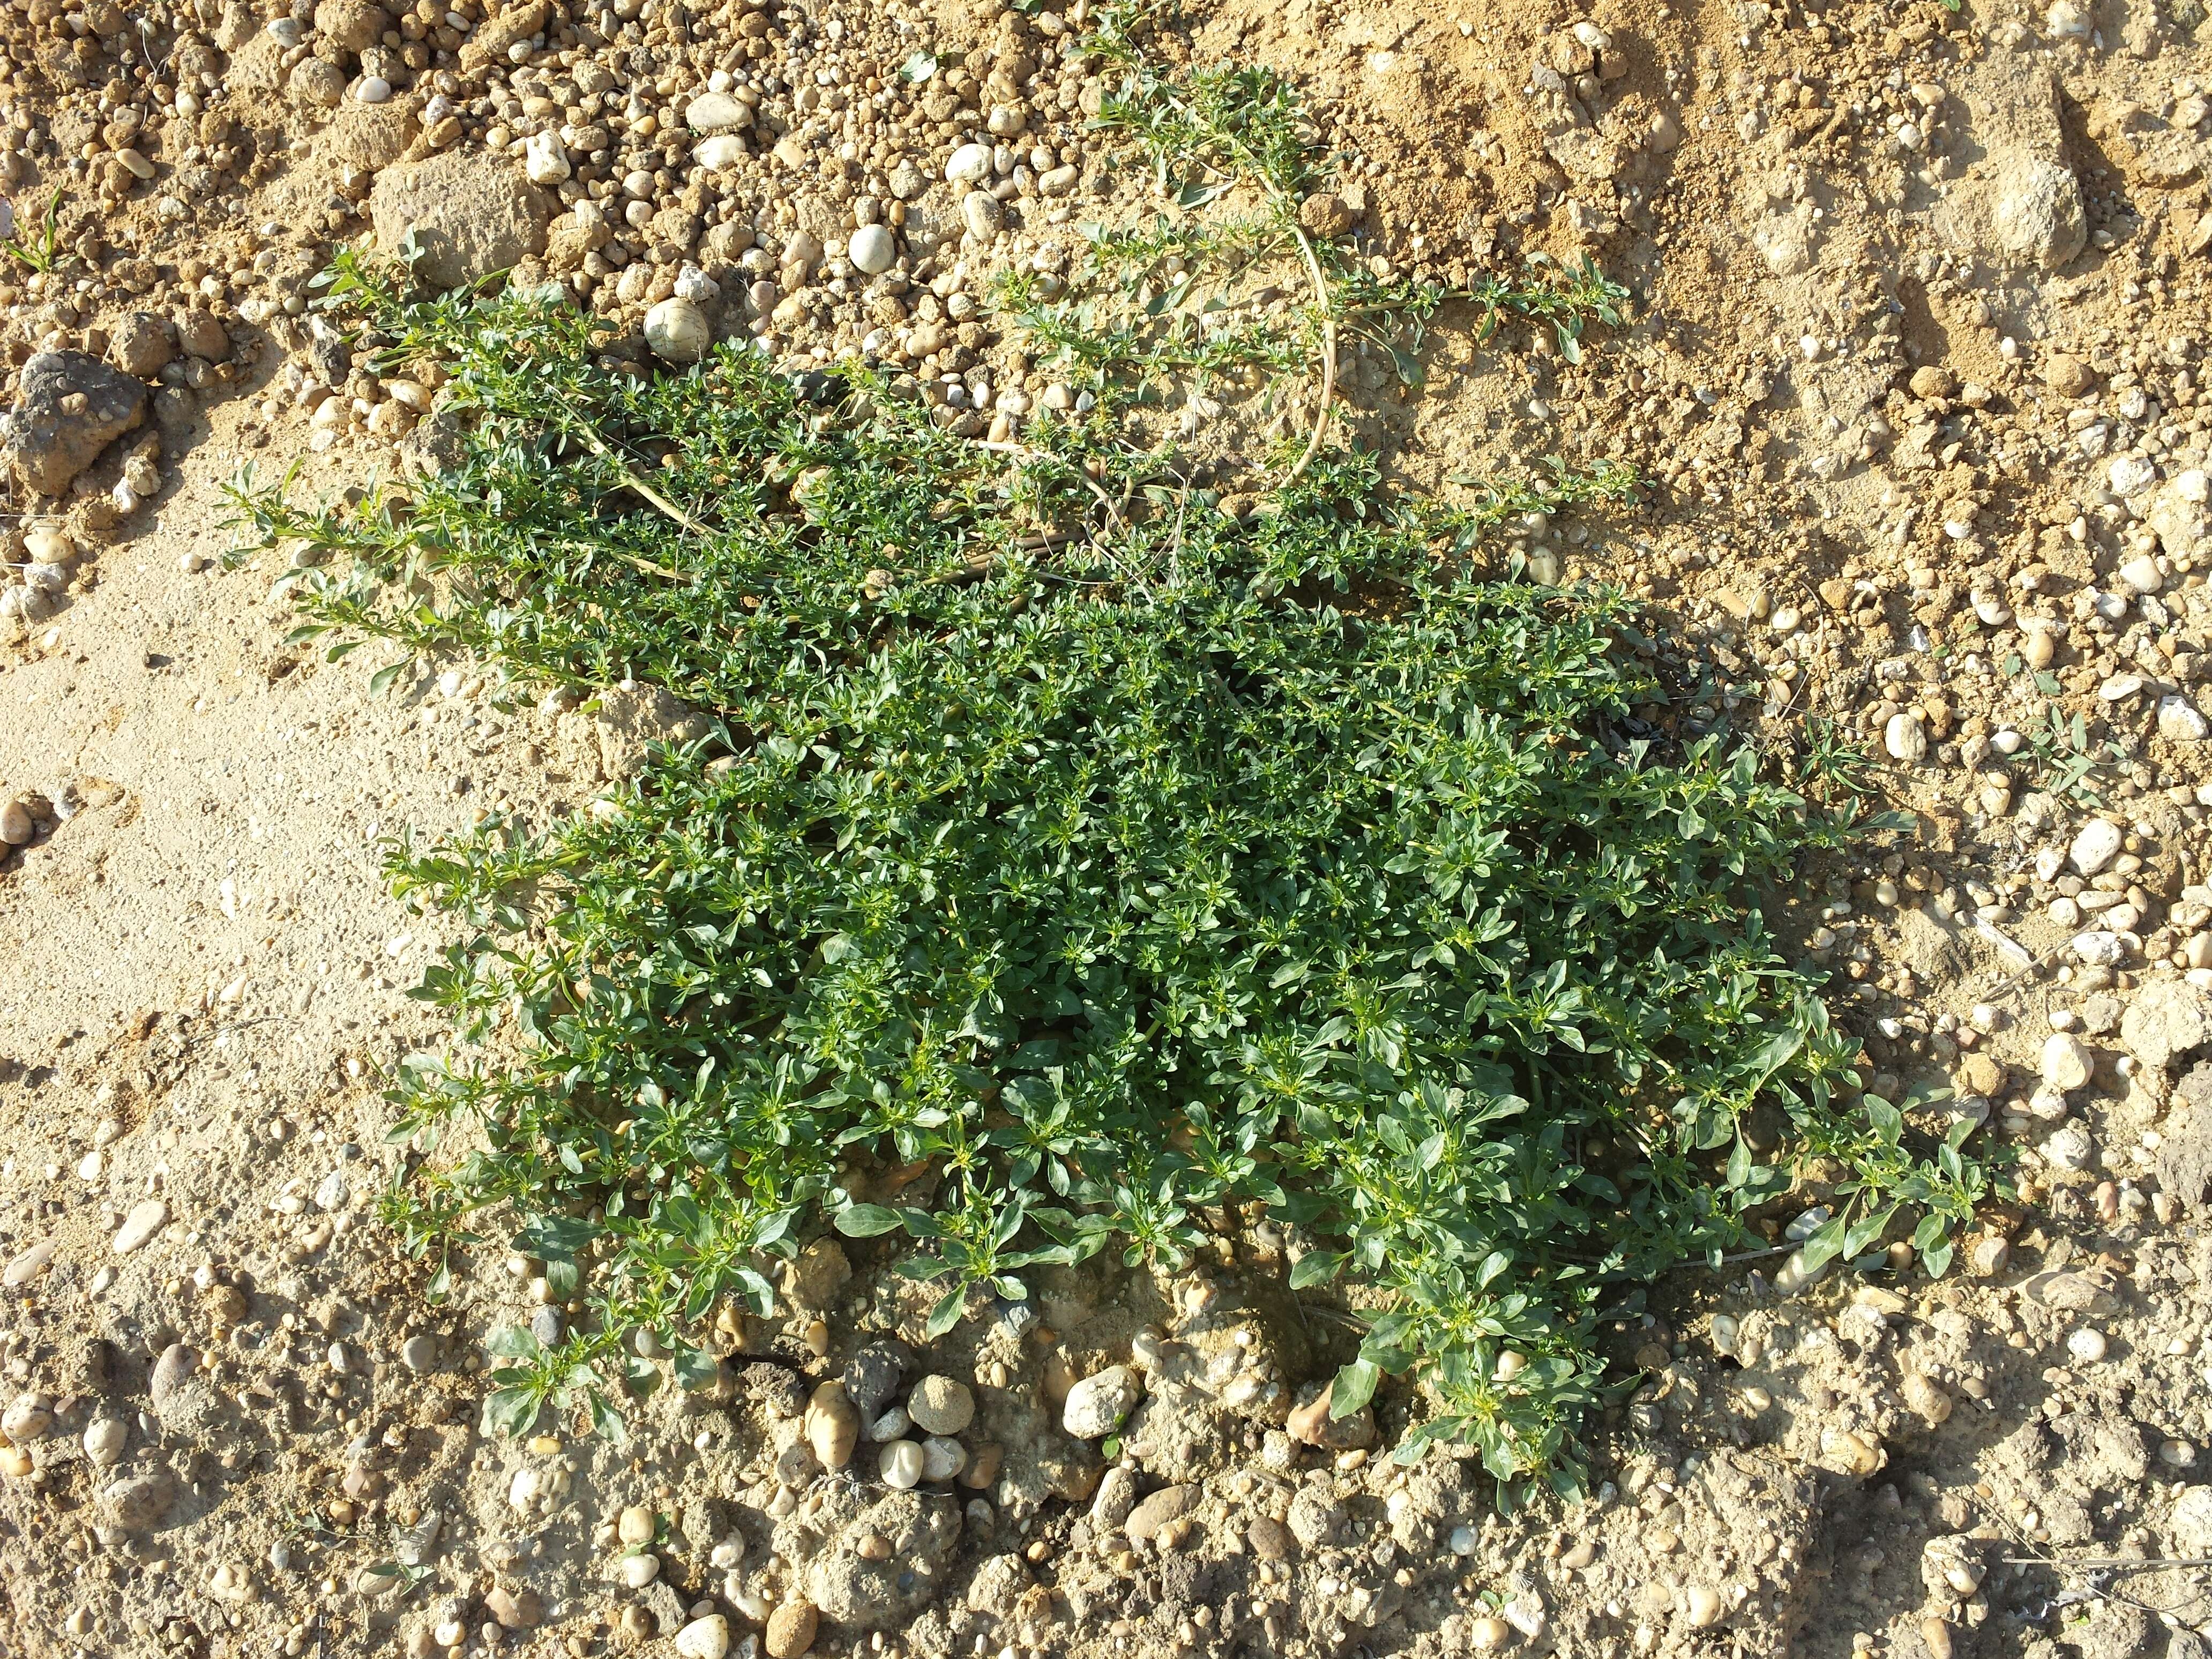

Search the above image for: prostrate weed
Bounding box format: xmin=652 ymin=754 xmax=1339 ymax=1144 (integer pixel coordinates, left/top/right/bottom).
xmin=237 ymin=21 xmax=1998 ymax=1498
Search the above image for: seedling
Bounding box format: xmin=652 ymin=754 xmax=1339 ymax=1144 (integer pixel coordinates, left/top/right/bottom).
xmin=1 ymin=187 xmax=65 ymax=275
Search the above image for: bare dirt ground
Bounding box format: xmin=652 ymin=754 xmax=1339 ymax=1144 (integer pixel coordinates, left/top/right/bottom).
xmin=8 ymin=1 xmax=2212 ymax=1657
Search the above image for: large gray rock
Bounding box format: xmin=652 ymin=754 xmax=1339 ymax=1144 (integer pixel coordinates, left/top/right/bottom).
xmin=370 ymin=151 xmax=550 ymax=289
xmin=4 ymin=352 xmax=148 ymax=498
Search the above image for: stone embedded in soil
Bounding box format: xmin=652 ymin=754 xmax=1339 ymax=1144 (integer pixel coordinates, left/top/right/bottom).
xmin=1089 ymin=1464 xmax=1139 ymax=1529
xmin=879 ymin=1439 xmax=923 ymax=1489
xmin=645 ymin=297 xmax=712 ymax=365
xmin=801 ymin=1490 xmax=960 ymax=1628
xmin=945 ymin=141 xmax=992 ymax=183
xmin=2070 ymin=818 xmax=2125 ymax=876
xmin=2041 ymin=1031 xmax=2094 ymax=1092
xmin=2121 ymin=981 xmax=2212 ymax=1071
xmin=398 ymin=1333 xmax=440 ymax=1373
xmin=2172 ymin=1486 xmax=2212 ymax=1556
xmin=906 ymin=1374 xmax=974 ymax=1436
xmin=148 ymin=1343 xmax=199 ymax=1414
xmin=684 ymin=92 xmax=753 ymax=133
xmin=1248 ymin=1515 xmax=1295 ymax=1560
xmin=1061 ymin=1364 xmax=1140 ymax=1439
xmin=764 ymin=1600 xmax=819 ymax=1659
xmin=1987 ymin=152 xmax=2088 ymax=268
xmin=848 ymin=224 xmax=898 ymax=276
xmin=1287 ymin=1380 xmax=1378 ymax=1449
xmin=3 ymin=1238 xmax=54 ymax=1286
xmin=109 ymin=313 xmax=175 ymax=379
xmin=100 ymin=1469 xmax=174 ymax=1530
xmin=842 ymin=1341 xmax=908 ymax=1419
xmin=745 ymin=1363 xmax=809 ymax=1418
xmin=4 ymin=352 xmax=149 ymax=499
xmin=112 ymin=1199 xmax=168 ymax=1254
xmin=1124 ymin=1483 xmax=1200 ymax=1542
xmin=675 ymin=1616 xmax=731 ymax=1659
xmin=1 ymin=1395 xmax=52 ymax=1441
xmin=805 ymin=1381 xmax=860 ymax=1470
xmin=484 ymin=1584 xmax=543 ymax=1629
xmin=368 ymin=150 xmax=551 ymax=290
xmin=81 ymin=1416 xmax=126 ymax=1466
xmin=920 ymin=1436 xmax=966 ymax=1481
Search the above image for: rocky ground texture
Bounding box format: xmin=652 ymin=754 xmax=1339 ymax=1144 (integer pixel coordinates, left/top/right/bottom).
xmin=9 ymin=0 xmax=2212 ymax=1656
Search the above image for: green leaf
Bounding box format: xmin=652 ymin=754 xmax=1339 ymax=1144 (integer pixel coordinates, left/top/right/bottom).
xmin=1331 ymin=1358 xmax=1381 ymax=1418
xmin=481 ymin=1386 xmax=540 ymax=1439
xmin=924 ymin=1286 xmax=967 ymax=1339
xmin=1797 ymin=1216 xmax=1849 ymax=1274
xmin=1289 ymin=1250 xmax=1346 ymax=1290
xmin=1842 ymin=1204 xmax=1896 ymax=1260
xmin=672 ymin=1344 xmax=722 ymax=1391
xmin=484 ymin=1325 xmax=540 ymax=1359
xmin=834 ymin=1204 xmax=905 ymax=1238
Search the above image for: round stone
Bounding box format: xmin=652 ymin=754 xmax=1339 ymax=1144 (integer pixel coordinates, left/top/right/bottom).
xmin=946 ymin=141 xmax=993 ymax=184
xmin=355 ymin=76 xmax=393 ymax=104
xmin=2039 ymin=1032 xmax=2092 ymax=1092
xmin=82 ymin=1416 xmax=127 ymax=1466
xmin=879 ymin=1439 xmax=924 ymax=1490
xmin=644 ymin=298 xmax=712 ymax=365
xmin=847 ymin=223 xmax=896 ymax=276
xmin=2067 ymin=1327 xmax=2108 ymax=1363
xmin=920 ymin=1436 xmax=967 ymax=1482
xmin=1062 ymin=1364 xmax=1141 ymax=1439
xmin=675 ymin=1617 xmax=731 ymax=1659
xmin=905 ymin=1374 xmax=974 ymax=1436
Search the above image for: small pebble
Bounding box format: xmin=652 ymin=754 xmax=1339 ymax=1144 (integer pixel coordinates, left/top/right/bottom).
xmin=880 ymin=1439 xmax=924 ymax=1490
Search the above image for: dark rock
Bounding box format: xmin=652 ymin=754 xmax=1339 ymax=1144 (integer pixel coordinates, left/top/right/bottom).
xmin=743 ymin=1363 xmax=808 ymax=1419
xmin=5 ymin=352 xmax=148 ymax=498
xmin=841 ymin=1340 xmax=909 ymax=1420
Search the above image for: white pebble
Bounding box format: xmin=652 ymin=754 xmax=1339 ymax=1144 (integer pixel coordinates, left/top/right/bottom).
xmin=2067 ymin=1327 xmax=2108 ymax=1363
xmin=880 ymin=1439 xmax=924 ymax=1489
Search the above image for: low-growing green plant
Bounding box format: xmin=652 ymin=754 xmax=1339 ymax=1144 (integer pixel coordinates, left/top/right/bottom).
xmin=1 ymin=186 xmax=66 ymax=276
xmin=228 ymin=19 xmax=2001 ymax=1501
